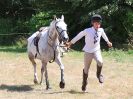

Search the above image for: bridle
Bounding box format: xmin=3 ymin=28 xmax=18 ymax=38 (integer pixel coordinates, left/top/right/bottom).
xmin=48 ymin=20 xmax=67 ymax=63
xmin=55 ymin=21 xmax=67 ymax=40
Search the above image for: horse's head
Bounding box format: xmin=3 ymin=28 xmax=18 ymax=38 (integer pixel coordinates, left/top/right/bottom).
xmin=54 ymin=15 xmax=69 ymax=43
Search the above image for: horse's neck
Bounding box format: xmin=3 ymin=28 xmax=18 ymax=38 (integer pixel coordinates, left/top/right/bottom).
xmin=47 ymin=25 xmax=59 ymax=46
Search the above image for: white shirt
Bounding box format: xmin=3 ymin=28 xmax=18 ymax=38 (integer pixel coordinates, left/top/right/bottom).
xmin=71 ymin=27 xmax=109 ymax=53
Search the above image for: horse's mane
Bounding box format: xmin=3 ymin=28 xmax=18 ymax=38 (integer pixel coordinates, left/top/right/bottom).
xmin=47 ymin=19 xmax=61 ymax=46
xmin=49 ymin=18 xmax=61 ymax=29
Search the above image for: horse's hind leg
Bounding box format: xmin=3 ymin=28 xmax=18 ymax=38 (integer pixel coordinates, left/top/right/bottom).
xmin=41 ymin=61 xmax=51 ymax=90
xmin=28 ymin=53 xmax=39 ymax=84
xmin=40 ymin=61 xmax=46 ymax=84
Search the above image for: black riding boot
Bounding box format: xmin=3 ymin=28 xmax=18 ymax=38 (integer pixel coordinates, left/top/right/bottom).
xmin=82 ymin=69 xmax=88 ymax=91
xmin=97 ymin=65 xmax=104 ymax=83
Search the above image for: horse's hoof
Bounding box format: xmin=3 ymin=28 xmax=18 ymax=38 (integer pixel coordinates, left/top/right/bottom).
xmin=40 ymin=81 xmax=43 ymax=85
xmin=34 ymin=79 xmax=39 ymax=84
xmin=46 ymin=86 xmax=52 ymax=90
xmin=82 ymin=85 xmax=86 ymax=92
xmin=59 ymin=81 xmax=65 ymax=89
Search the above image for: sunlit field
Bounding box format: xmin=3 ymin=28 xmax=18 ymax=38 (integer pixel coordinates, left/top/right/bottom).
xmin=0 ymin=46 xmax=133 ymax=99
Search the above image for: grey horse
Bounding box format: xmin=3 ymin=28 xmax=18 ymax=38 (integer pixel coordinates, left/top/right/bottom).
xmin=27 ymin=15 xmax=69 ymax=90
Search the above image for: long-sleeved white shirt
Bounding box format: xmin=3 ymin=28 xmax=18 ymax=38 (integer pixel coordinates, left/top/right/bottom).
xmin=71 ymin=27 xmax=109 ymax=53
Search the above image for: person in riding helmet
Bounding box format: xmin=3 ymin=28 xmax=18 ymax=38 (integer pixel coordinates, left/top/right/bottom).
xmin=66 ymin=14 xmax=112 ymax=92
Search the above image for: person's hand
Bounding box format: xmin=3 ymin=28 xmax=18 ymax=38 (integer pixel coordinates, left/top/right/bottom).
xmin=65 ymin=42 xmax=72 ymax=48
xmin=107 ymin=41 xmax=112 ymax=48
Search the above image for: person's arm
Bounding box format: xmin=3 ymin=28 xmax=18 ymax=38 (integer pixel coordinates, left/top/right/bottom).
xmin=71 ymin=31 xmax=86 ymax=44
xmin=66 ymin=30 xmax=86 ymax=47
xmin=102 ymin=30 xmax=112 ymax=48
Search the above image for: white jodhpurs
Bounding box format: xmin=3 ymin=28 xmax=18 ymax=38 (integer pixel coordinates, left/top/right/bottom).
xmin=84 ymin=50 xmax=103 ymax=74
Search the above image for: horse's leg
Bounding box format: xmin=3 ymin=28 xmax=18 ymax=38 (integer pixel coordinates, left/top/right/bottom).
xmin=28 ymin=53 xmax=39 ymax=84
xmin=41 ymin=61 xmax=50 ymax=90
xmin=55 ymin=57 xmax=65 ymax=89
xmin=40 ymin=62 xmax=44 ymax=84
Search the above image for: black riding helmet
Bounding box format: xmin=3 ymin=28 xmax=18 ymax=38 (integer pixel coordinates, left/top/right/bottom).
xmin=91 ymin=14 xmax=102 ymax=23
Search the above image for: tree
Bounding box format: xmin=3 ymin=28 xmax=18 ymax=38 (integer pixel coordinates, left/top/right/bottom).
xmin=64 ymin=0 xmax=133 ymax=47
xmin=0 ymin=0 xmax=132 ymax=48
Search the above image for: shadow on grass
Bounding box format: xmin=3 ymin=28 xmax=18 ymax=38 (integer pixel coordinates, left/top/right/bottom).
xmin=44 ymin=89 xmax=90 ymax=94
xmin=0 ymin=84 xmax=33 ymax=92
xmin=0 ymin=47 xmax=26 ymax=53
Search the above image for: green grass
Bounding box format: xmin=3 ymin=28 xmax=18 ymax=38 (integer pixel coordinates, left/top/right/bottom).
xmin=67 ymin=48 xmax=133 ymax=64
xmin=67 ymin=50 xmax=83 ymax=58
xmin=0 ymin=46 xmax=26 ymax=53
xmin=102 ymin=49 xmax=133 ymax=63
xmin=0 ymin=46 xmax=133 ymax=63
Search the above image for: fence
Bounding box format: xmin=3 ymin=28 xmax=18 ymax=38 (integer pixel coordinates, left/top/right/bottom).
xmin=0 ymin=33 xmax=31 ymax=45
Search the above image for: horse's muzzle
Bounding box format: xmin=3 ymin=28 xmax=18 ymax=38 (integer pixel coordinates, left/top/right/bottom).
xmin=63 ymin=37 xmax=69 ymax=43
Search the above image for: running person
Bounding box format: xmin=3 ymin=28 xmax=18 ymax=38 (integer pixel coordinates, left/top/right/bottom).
xmin=67 ymin=14 xmax=112 ymax=91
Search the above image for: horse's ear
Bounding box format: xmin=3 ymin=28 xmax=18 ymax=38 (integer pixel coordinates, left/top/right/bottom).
xmin=61 ymin=15 xmax=64 ymax=21
xmin=53 ymin=15 xmax=57 ymax=20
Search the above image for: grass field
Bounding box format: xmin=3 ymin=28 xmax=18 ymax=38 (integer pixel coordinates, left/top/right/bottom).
xmin=0 ymin=46 xmax=133 ymax=99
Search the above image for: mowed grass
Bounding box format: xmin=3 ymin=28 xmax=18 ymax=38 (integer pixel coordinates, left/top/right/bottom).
xmin=0 ymin=46 xmax=133 ymax=99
